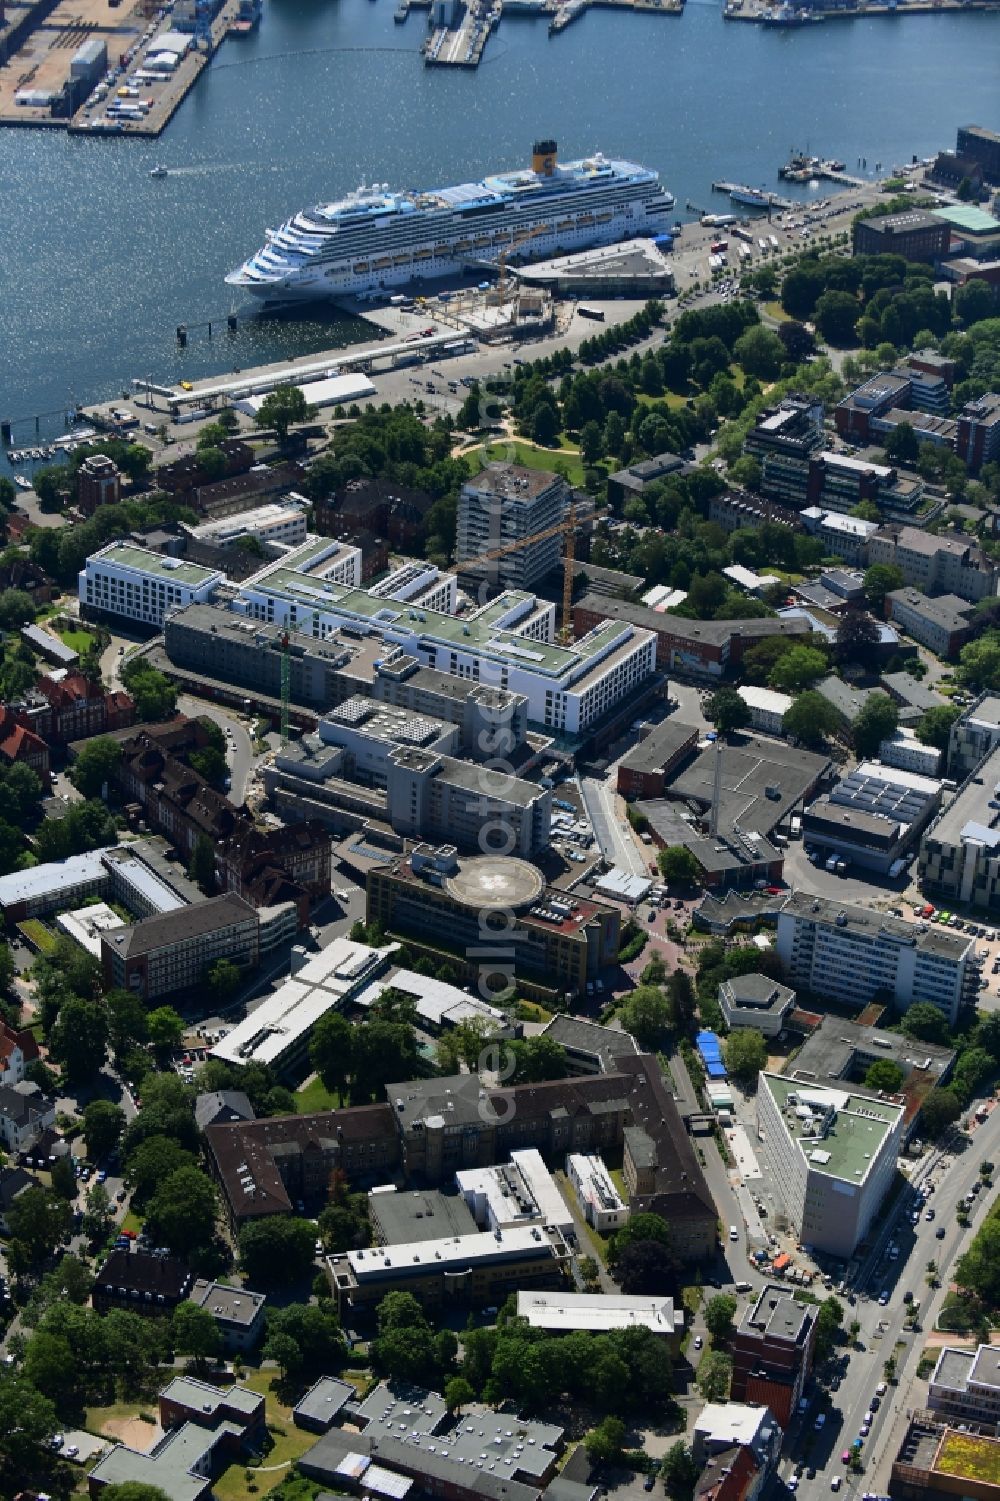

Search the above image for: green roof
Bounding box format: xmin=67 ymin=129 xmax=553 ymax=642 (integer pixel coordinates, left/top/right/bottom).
xmin=933 ymin=205 xmax=1000 ymax=235
xmin=99 ymin=542 xmax=223 ymax=587
xmin=762 ymin=1073 xmax=902 ymax=1187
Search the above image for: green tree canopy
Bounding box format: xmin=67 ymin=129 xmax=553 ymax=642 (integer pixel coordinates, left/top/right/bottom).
xmin=255 ymin=384 xmax=313 ymax=441
xmin=782 ymin=690 xmax=842 ymax=748
xmin=902 ymin=1002 xmax=950 ymax=1046
xmin=921 ymin=1087 xmax=963 ymax=1138
xmin=658 ymin=844 xmax=702 ymax=886
xmin=853 ymin=693 xmax=899 ymax=758
xmin=69 ymin=736 xmax=123 ymax=799
xmin=145 ymin=1167 xmax=218 ymax=1256
xmin=723 ymin=1028 xmax=768 ymax=1083
xmin=618 ymin=986 xmax=674 ymax=1050
xmin=8 ymin=1186 xmax=72 ymax=1265
xmin=916 ymin=704 xmax=961 ymax=750
xmin=48 ymin=995 xmax=109 ymax=1085
xmin=83 ymin=1099 xmax=126 ymax=1161
xmin=956 ymin=1217 xmax=1000 ymax=1309
xmin=863 ymin=563 xmax=905 ymax=613
xmin=706 ymin=686 xmax=750 ymax=735
xmin=703 ymin=1293 xmax=738 ymax=1341
xmin=697 ymin=1349 xmax=733 ymax=1401
xmin=864 ymin=1059 xmax=905 ymax=1093
xmin=768 ymin=645 xmax=828 ymax=695
xmin=239 ymin=1216 xmax=316 ymax=1287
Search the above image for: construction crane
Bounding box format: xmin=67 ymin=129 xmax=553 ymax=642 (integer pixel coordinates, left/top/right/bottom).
xmin=279 ymin=631 xmax=291 ymax=745
xmin=460 ymin=498 xmax=578 ymax=643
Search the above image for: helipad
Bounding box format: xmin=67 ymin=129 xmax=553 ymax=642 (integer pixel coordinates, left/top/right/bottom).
xmin=443 ymin=856 xmax=545 ymax=912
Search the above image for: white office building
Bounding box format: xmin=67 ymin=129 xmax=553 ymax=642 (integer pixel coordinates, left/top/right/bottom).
xmin=776 ymin=890 xmax=977 ymax=1024
xmin=456 ymin=1149 xmax=574 ymax=1238
xmin=928 ymin=1345 xmax=1000 ymax=1426
xmin=565 ymin=1152 xmax=629 ymax=1233
xmin=456 ymin=463 xmax=571 ymax=590
xmin=738 ymin=685 xmax=793 ymax=737
xmin=184 ymin=496 xmax=310 ymax=551
xmin=79 ymin=542 xmax=225 ymax=627
xmin=756 ymin=1074 xmax=904 ymax=1258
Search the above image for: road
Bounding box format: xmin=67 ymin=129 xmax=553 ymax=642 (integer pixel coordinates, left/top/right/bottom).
xmin=578 ymin=772 xmax=649 ymax=878
xmin=176 ymin=694 xmax=255 ymax=806
xmin=768 ymin=1105 xmax=1000 ymax=1500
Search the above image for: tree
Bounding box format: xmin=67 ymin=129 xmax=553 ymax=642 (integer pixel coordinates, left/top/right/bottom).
xmin=0 ymin=1367 xmax=57 ymax=1468
xmin=616 ymin=1239 xmax=677 ymax=1296
xmin=733 ymin=325 xmax=786 ymax=381
xmin=956 ymin=1218 xmax=1000 ymax=1309
xmin=239 ymin=1216 xmax=316 ymax=1287
xmin=837 ymin=609 xmax=881 ymax=669
xmin=954 ymin=278 xmax=997 ymax=327
xmin=444 ymin=1376 xmax=475 ymax=1415
xmin=863 ymin=563 xmax=905 ymax=613
xmin=864 ymin=1060 xmax=904 ymax=1093
xmin=265 ymin=1302 xmax=346 ymax=1377
xmin=47 ymin=995 xmax=109 ymax=1084
xmin=783 ymin=690 xmax=842 ymax=748
xmin=978 ymin=1012 xmax=1000 ymax=1062
xmin=815 ymin=1295 xmax=844 ymax=1359
xmin=83 ymin=1182 xmax=114 ymax=1242
xmin=107 ymin=988 xmax=150 ymax=1056
xmin=310 ymin=1009 xmax=353 ymax=1098
xmin=170 ymin=1300 xmax=221 ymax=1373
xmin=263 ymin=1329 xmax=300 ymax=1380
xmin=706 ymin=687 xmax=750 ymax=735
xmin=188 ymin=833 xmax=216 ymax=895
xmin=531 ymin=402 xmax=559 ymax=446
xmin=921 ymin=1087 xmax=963 ymax=1138
xmin=145 ymin=1167 xmax=218 ymax=1256
xmin=902 ymin=1002 xmax=950 ymax=1046
xmin=147 ymin=1006 xmax=185 ymax=1054
xmin=120 ymin=662 xmax=177 ymax=722
xmin=8 ymin=1186 xmax=71 ymax=1265
xmin=70 ymin=736 xmax=122 ymax=799
xmin=768 ymin=645 xmax=828 ymax=695
xmin=814 ymin=289 xmax=859 ymax=346
xmin=618 ymin=986 xmax=673 ymax=1050
xmin=883 ymin=421 xmax=920 ymax=464
xmin=82 ymin=1098 xmax=125 ymax=1161
xmin=126 ymin=1135 xmax=199 ymax=1203
xmin=509 ymin=1034 xmax=568 ymax=1084
xmin=657 ymin=845 xmax=701 ymax=886
xmin=703 ymin=1294 xmax=738 ymax=1342
xmin=853 ymin=693 xmax=899 ymax=758
xmin=586 ymin=1415 xmax=626 ymax=1464
xmin=777 ymin=320 xmax=816 ymax=362
xmin=580 ymin=421 xmax=604 ymax=466
xmin=956 ymin=1047 xmax=994 ymax=1095
xmin=723 ymin=1028 xmax=767 ymax=1084
xmin=206 ymin=956 xmax=242 ymax=1004
xmin=662 ymin=1440 xmax=700 ymax=1497
xmin=916 ymin=704 xmax=961 ymax=750
xmin=697 ymin=1350 xmax=733 ymax=1401
xmin=255 ymin=383 xmax=311 ymax=442
xmin=961 ymin=635 xmax=1000 ymax=693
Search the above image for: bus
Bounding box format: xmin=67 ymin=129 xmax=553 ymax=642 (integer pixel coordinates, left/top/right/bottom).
xmin=710 ymin=239 xmax=729 ymax=254
xmin=578 ymin=305 xmax=606 ymax=321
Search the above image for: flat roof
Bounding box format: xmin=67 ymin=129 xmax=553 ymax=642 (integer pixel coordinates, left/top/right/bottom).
xmin=618 ymin=720 xmax=699 ymax=776
xmin=889 ymin=588 xmax=975 ymax=632
xmin=90 ymin=541 xmax=224 ymax=587
xmin=211 ymin=938 xmax=394 ymax=1069
xmin=342 ymin=1225 xmax=564 ymax=1281
xmin=761 ymin=1072 xmax=903 ymax=1186
xmin=933 ymin=204 xmax=1000 ymax=234
xmin=189 ymin=1278 xmax=266 ymax=1328
xmin=667 ymin=732 xmax=830 ymax=835
xmin=516 ymin=1289 xmax=682 ymax=1335
xmin=738 ymin=685 xmax=793 ymax=716
xmin=921 ymin=740 xmax=1000 ymax=849
xmin=463 ymin=463 xmax=561 ymax=499
xmin=0 ymin=849 xmax=106 ymax=908
xmin=293 ymin=1376 xmax=356 ymax=1429
xmin=789 ymin=1013 xmax=954 ymax=1087
xmin=779 ymin=888 xmax=973 ymax=961
xmin=368 ymin=1189 xmax=478 ymax=1245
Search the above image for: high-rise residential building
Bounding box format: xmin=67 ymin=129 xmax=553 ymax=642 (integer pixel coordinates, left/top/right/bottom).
xmin=775 ymin=891 xmax=977 ymax=1025
xmin=956 ymin=394 xmax=1000 ymax=474
xmin=456 ymin=463 xmax=571 ymax=589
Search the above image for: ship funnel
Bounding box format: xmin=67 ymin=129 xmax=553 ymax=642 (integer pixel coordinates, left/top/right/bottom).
xmin=532 ymin=139 xmax=557 ymax=177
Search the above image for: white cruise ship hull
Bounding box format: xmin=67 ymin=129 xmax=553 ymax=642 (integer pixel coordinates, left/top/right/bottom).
xmin=227 ymin=144 xmax=675 ymax=305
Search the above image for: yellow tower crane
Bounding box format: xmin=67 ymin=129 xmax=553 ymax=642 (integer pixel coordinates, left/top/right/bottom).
xmin=460 ymin=498 xmax=578 ymax=643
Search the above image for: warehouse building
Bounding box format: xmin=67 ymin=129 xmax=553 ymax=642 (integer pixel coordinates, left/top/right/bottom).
xmin=776 ymin=890 xmax=977 ymax=1024
xmin=756 ymin=1074 xmax=904 ymax=1258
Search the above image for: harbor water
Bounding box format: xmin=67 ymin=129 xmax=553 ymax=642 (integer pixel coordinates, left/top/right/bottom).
xmin=3 ymin=0 xmax=1000 ymax=429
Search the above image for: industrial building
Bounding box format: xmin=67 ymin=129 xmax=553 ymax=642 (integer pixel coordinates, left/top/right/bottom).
xmin=615 ymin=719 xmax=699 ymax=799
xmin=756 ymin=1074 xmax=904 ymax=1258
xmin=801 ymin=759 xmax=942 ymax=874
xmin=456 ymin=463 xmax=571 ymax=589
xmin=920 ymin=740 xmax=1000 ymax=911
xmin=775 ymin=890 xmax=978 ymax=1024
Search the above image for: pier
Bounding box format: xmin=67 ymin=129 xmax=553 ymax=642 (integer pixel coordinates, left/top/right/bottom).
xmin=724 ymin=0 xmax=1000 ymax=21
xmin=415 ymin=0 xmax=681 ymax=69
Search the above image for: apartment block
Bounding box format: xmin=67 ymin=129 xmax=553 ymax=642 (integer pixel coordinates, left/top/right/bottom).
xmin=775 ymin=890 xmax=977 ymax=1024
xmin=743 ymin=398 xmax=824 ymax=507
xmin=956 ymin=394 xmax=1000 ymax=474
xmin=920 ymin=740 xmax=1000 ymax=911
xmin=929 ymin=1345 xmax=1000 ymax=1426
xmin=730 ymin=1284 xmax=818 ymax=1427
xmin=101 ymin=893 xmax=259 ymax=1001
xmin=757 ymin=1074 xmax=904 ymax=1258
xmin=886 ymin=588 xmax=977 ymax=656
xmin=456 ymin=463 xmax=571 ymax=589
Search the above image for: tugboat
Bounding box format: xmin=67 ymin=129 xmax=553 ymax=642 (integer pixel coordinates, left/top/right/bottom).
xmin=149 ymin=165 xmax=168 ymax=178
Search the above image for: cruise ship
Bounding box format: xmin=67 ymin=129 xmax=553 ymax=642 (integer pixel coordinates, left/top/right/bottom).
xmin=226 ymin=139 xmax=675 ymax=303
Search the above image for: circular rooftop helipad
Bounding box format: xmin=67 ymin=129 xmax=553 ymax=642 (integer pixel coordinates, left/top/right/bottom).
xmin=443 ymin=856 xmax=545 ymax=913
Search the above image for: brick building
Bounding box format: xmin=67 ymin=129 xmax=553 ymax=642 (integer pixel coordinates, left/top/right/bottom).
xmin=76 ymin=454 xmax=122 ymax=515
xmin=852 ymin=210 xmax=951 ymax=263
xmin=572 ymin=593 xmax=811 ymax=679
xmin=730 ymin=1284 xmax=819 ymax=1427
xmin=15 ymin=674 xmax=134 ymax=746
xmin=0 ymin=711 xmax=50 ymax=787
xmin=313 ymin=477 xmax=436 ymax=549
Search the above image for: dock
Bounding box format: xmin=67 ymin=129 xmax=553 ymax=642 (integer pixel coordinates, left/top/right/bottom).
xmin=413 ymin=0 xmax=680 ymax=69
xmin=724 ymin=0 xmax=1000 ymax=21
xmin=0 ymin=0 xmax=250 ymax=139
xmin=779 ymin=155 xmax=866 ymax=188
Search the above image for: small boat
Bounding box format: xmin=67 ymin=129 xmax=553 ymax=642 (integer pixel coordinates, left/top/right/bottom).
xmin=150 ymin=165 xmax=169 ymax=178
xmin=14 ymin=476 xmax=31 ymax=491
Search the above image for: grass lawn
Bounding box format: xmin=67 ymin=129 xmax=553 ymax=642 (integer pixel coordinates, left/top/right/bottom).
xmin=473 ymin=440 xmax=586 ymax=488
xmin=295 ymin=1075 xmax=342 ymax=1113
xmin=17 ymin=918 xmax=58 ymax=955
xmin=516 ymin=1000 xmax=552 ymax=1024
xmin=121 ymin=1208 xmax=144 ymax=1234
xmin=610 ymin=1167 xmax=629 ymax=1202
xmin=57 ymin=626 xmax=97 ymax=654
xmin=763 ymin=301 xmax=786 ymax=321
xmin=936 ymin=1431 xmax=1000 ymax=1483
xmin=85 ymin=1400 xmax=158 ymax=1434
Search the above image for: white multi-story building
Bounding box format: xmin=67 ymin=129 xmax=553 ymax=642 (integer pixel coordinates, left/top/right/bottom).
xmin=456 ymin=1149 xmax=574 ymax=1239
xmin=184 ymin=495 xmax=310 ymax=551
xmin=737 ymin=685 xmax=793 ymax=737
xmin=776 ymin=890 xmax=977 ymax=1025
xmin=928 ymin=1345 xmax=1000 ymax=1426
xmin=516 ymin=1290 xmax=684 ymax=1338
xmin=457 ymin=464 xmax=571 ymax=590
xmin=79 ymin=542 xmax=225 ymax=627
xmin=756 ymin=1074 xmax=904 ymax=1258
xmin=878 ymin=728 xmax=943 ymax=778
xmin=565 ymin=1152 xmax=629 ymax=1233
